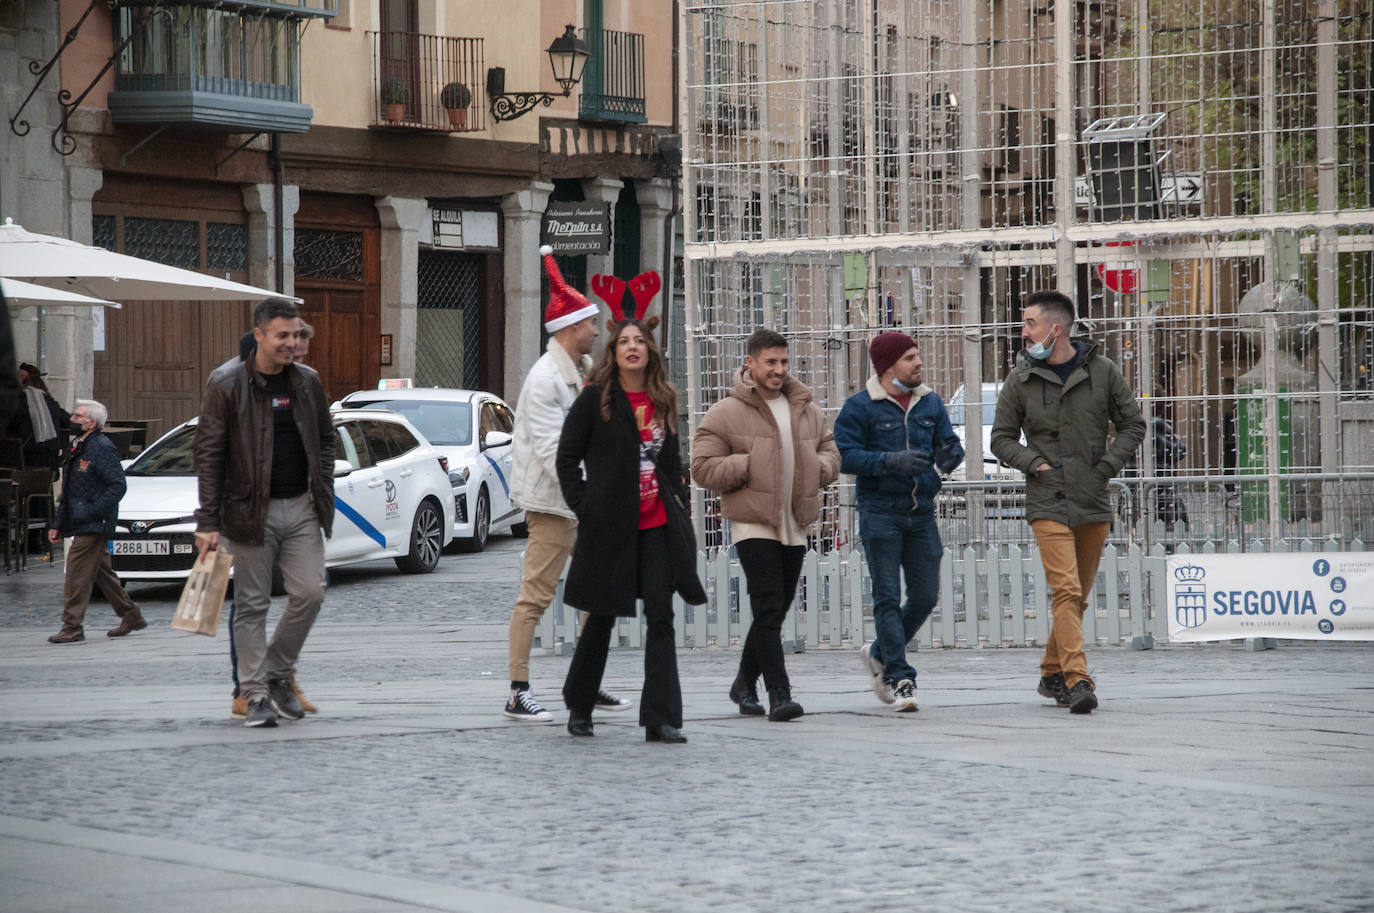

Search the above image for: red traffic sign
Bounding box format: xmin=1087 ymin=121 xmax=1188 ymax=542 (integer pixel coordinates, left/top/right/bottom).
xmin=1096 ymin=240 xmax=1139 ymax=295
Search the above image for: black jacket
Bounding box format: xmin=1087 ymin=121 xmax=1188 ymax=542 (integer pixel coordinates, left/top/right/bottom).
xmin=556 ymin=382 xmax=706 ymax=617
xmin=53 ymin=432 xmax=125 ymax=537
xmin=4 ymin=388 xmax=69 ymax=470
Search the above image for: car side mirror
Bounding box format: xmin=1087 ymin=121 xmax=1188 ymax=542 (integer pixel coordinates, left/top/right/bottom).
xmin=482 ymin=430 xmax=512 ymax=450
xmin=332 ymin=459 xmax=353 ymax=478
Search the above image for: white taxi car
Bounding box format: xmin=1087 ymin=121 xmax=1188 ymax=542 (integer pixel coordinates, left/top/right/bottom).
xmin=108 ymin=409 xmax=455 ymax=582
xmin=334 ymin=387 xmax=526 ymax=552
xmin=942 ymin=381 xmax=1025 ymax=517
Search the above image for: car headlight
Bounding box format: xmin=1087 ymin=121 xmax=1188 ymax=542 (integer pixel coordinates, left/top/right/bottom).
xmin=449 ymin=467 xmax=470 ymax=485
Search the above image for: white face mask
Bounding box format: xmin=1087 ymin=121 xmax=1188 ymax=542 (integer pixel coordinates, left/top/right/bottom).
xmin=1025 ymin=328 xmax=1056 ymax=361
xmin=891 ymin=376 xmax=914 ymax=393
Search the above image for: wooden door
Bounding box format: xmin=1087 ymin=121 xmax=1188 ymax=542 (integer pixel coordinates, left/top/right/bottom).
xmin=95 ymin=298 xmax=250 ymax=442
xmin=90 ymin=180 xmax=253 ymax=442
xmin=294 ymin=225 xmax=381 ymax=403
xmin=297 ymin=286 xmax=380 ymax=402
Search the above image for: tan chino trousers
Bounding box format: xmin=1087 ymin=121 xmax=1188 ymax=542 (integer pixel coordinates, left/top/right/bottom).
xmin=508 ymin=510 xmax=578 ymax=682
xmin=1031 ymin=519 xmax=1110 ymax=688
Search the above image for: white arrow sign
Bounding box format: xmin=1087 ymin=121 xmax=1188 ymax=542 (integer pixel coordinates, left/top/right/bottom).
xmin=1163 ymin=173 xmax=1205 ymax=204
xmin=1074 ymin=173 xmax=1205 ymax=208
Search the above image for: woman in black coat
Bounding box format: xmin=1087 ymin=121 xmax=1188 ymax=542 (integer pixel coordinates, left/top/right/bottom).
xmin=12 ymin=363 xmax=69 ymax=470
xmin=557 ymin=319 xmax=706 ymax=743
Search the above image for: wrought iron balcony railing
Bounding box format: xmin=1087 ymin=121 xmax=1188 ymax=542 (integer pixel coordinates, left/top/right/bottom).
xmin=578 ymin=27 xmax=646 ymax=124
xmin=369 ymin=31 xmax=485 ymax=133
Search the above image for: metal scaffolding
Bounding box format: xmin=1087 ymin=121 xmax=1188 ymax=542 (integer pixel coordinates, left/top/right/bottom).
xmin=681 ymin=0 xmax=1374 ymax=550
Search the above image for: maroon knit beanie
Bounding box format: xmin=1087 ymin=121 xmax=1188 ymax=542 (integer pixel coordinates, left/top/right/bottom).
xmin=869 ymin=331 xmax=917 ymax=378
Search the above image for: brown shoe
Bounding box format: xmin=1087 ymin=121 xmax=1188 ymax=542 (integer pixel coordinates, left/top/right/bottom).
xmin=290 ymin=672 xmax=318 ymax=714
xmin=231 ymin=692 xmax=247 ymax=719
xmin=48 ymin=628 xmax=85 ymax=644
xmin=107 ymin=615 xmax=149 ymax=638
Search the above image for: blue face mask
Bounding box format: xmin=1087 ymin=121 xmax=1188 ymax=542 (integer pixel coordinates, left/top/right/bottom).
xmin=1025 ymin=329 xmax=1056 ymax=361
xmin=891 ymin=376 xmax=914 ymax=393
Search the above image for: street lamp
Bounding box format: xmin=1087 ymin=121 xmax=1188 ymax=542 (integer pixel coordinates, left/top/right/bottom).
xmin=487 ymin=25 xmax=590 ymax=123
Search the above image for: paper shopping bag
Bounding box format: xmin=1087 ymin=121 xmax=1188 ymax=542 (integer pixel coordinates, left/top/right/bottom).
xmin=171 ymin=549 xmax=234 ymax=636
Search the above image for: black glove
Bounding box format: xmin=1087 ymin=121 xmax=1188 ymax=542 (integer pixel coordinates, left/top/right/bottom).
xmin=935 ymin=437 xmax=964 ymax=475
xmin=883 ymin=448 xmax=932 ymax=477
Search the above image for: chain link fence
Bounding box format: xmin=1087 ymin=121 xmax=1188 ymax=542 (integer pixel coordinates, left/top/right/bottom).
xmin=682 ymin=0 xmax=1374 ymax=554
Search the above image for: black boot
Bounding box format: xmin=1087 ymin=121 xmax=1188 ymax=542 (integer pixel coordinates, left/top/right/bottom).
xmin=767 ymin=686 xmax=804 ymax=722
xmin=728 ymin=670 xmax=765 ymax=716
xmin=567 ymin=712 xmax=594 ymax=737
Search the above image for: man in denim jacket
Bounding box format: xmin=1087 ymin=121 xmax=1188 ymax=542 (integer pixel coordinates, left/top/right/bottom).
xmin=834 ymin=332 xmax=962 ymax=712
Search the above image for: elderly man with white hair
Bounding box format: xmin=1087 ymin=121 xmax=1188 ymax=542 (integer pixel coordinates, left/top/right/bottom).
xmin=47 ymin=398 xmax=146 ymax=644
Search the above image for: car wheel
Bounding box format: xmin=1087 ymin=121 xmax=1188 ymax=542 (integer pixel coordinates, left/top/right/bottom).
xmin=457 ymin=487 xmax=489 ymax=553
xmin=511 ymin=519 xmax=529 ymax=538
xmin=395 ymin=497 xmax=444 ymax=573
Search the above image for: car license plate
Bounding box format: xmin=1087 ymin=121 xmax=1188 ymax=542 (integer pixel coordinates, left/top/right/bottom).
xmin=109 ymin=539 xmax=170 ymax=556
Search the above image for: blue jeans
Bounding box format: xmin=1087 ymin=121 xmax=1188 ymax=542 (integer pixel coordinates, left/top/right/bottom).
xmin=859 ymin=509 xmax=943 ymax=685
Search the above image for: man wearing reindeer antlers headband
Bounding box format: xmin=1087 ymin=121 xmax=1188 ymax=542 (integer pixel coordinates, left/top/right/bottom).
xmin=503 ymin=246 xmax=632 ymax=723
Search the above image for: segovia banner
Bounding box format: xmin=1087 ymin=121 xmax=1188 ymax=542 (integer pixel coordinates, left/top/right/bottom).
xmin=1168 ymin=554 xmax=1374 ymax=642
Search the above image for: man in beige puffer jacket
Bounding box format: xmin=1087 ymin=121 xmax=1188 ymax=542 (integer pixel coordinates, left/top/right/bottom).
xmin=692 ymin=329 xmax=841 ymax=722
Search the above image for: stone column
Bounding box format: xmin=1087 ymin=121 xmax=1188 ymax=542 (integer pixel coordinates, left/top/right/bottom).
xmin=242 ymin=183 xmax=301 ymax=297
xmin=636 ymin=177 xmax=675 ymax=308
xmin=375 ymin=196 xmax=427 ymax=381
xmin=581 ymin=177 xmax=623 ymax=334
xmin=500 ymin=182 xmax=553 ymax=400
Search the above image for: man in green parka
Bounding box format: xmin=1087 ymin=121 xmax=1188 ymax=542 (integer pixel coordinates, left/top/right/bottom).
xmin=991 ymin=290 xmax=1145 ymax=714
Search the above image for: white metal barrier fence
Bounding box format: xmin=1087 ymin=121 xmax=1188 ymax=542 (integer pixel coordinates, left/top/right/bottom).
xmin=540 ymin=535 xmax=1366 ymax=655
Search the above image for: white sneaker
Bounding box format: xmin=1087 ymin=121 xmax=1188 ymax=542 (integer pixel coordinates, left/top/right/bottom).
xmin=503 ymin=688 xmax=554 ymax=722
xmin=892 ymin=679 xmax=918 ymax=713
xmin=860 ymin=642 xmax=896 ymax=704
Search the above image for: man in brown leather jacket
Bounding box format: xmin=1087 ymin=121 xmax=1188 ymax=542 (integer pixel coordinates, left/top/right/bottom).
xmin=692 ymin=329 xmax=841 ymax=722
xmin=194 ymin=298 xmax=334 ymax=728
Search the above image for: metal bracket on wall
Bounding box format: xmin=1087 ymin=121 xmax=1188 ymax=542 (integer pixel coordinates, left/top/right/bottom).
xmin=486 ymin=67 xmax=565 ymax=123
xmin=118 ymin=125 xmax=168 ymax=168
xmin=8 ymin=0 xmax=109 ymax=140
xmin=50 ymin=6 xmax=172 ymax=156
xmin=214 ymin=132 xmax=265 ymax=176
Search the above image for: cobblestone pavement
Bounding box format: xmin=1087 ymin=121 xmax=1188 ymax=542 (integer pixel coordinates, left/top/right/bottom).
xmin=2 ymin=542 xmax=1373 ymax=913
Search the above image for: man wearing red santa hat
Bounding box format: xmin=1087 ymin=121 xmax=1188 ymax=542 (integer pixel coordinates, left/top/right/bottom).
xmin=502 ymin=246 xmax=632 ymax=721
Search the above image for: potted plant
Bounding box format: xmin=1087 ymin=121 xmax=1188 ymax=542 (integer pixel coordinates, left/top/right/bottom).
xmin=440 ymin=82 xmax=472 ymax=129
xmin=380 ymin=77 xmax=408 ymax=123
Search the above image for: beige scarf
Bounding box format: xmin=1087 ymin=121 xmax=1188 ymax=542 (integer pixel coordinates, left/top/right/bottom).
xmin=24 ymin=387 xmax=57 ymax=442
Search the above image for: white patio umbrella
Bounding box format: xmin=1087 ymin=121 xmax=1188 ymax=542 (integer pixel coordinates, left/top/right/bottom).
xmin=1 ymin=276 xmax=120 ymax=308
xmin=0 ymin=218 xmax=298 ymax=303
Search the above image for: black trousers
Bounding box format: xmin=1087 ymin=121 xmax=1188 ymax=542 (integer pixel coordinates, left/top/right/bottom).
xmin=562 ymin=525 xmax=682 ymax=728
xmin=734 ymin=539 xmax=806 ymax=694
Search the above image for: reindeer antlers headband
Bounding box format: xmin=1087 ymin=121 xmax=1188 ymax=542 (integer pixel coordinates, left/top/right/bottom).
xmin=590 ymin=271 xmax=662 ymax=332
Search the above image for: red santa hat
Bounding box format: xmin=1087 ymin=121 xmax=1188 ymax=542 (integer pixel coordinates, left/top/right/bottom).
xmin=541 ymin=245 xmax=598 ymax=333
